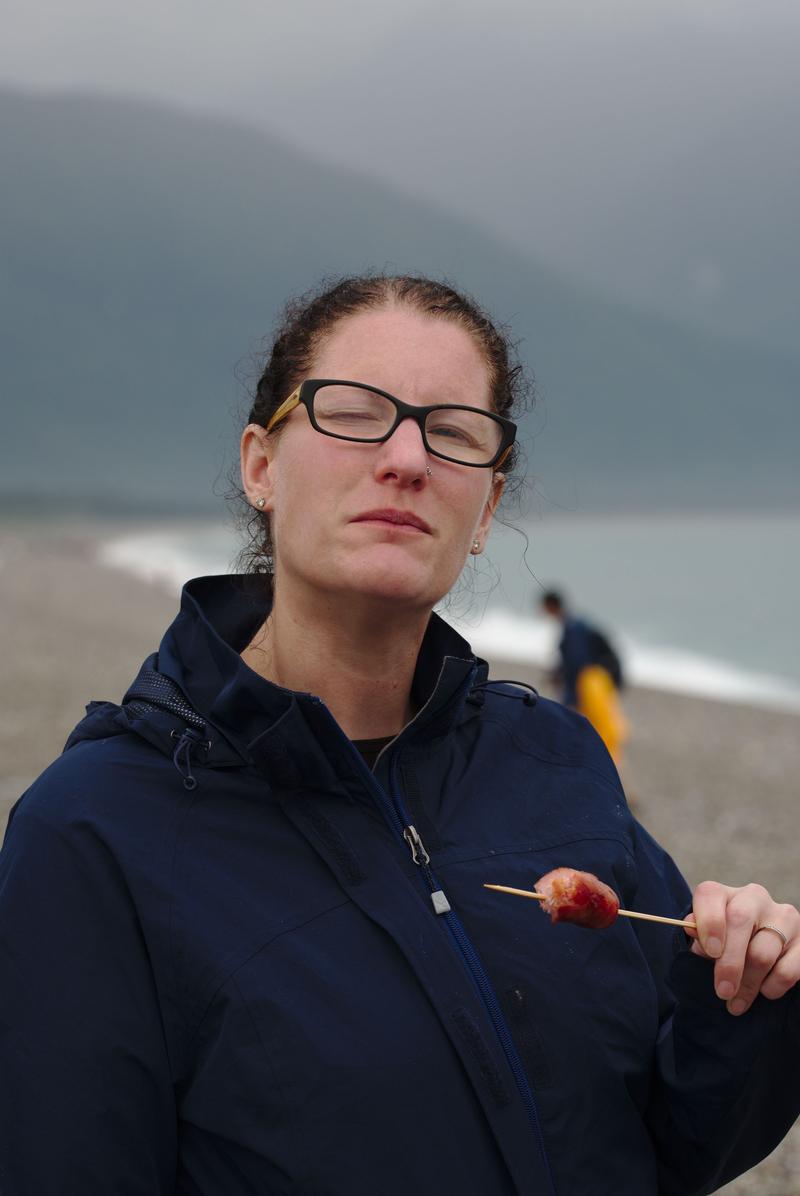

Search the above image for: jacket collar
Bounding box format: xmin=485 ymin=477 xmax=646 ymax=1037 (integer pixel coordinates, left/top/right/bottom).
xmin=156 ymin=575 xmax=487 ymax=787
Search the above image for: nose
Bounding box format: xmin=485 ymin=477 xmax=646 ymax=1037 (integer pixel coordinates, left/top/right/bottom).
xmin=373 ymin=414 xmax=431 ymax=486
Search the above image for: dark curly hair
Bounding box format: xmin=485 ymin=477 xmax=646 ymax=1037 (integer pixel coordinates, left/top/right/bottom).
xmin=236 ymin=273 xmax=532 ymax=576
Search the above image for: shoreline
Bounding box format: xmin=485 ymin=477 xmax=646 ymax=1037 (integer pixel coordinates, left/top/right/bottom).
xmin=93 ymin=517 xmax=800 ymax=716
xmin=1 ymin=520 xmax=798 ymax=1191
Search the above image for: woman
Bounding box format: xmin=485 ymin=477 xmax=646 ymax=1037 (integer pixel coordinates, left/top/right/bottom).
xmin=1 ymin=275 xmax=798 ymax=1195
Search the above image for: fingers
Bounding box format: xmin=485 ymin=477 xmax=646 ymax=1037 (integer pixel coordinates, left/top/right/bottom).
xmin=689 ymin=882 xmax=800 ymax=1017
xmin=720 ymin=919 xmax=783 ymax=1015
xmin=756 ymin=905 xmax=800 ymax=1000
xmin=689 ymin=879 xmax=732 ymax=960
xmin=712 ymin=886 xmax=768 ymax=1011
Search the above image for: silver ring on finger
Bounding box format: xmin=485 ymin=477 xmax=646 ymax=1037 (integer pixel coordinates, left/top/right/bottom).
xmin=753 ymin=923 xmax=789 ymax=951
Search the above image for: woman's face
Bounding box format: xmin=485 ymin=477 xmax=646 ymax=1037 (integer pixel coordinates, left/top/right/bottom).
xmin=241 ymin=306 xmax=505 ymax=616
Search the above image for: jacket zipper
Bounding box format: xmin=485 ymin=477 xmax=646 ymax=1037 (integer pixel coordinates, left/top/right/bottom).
xmin=402 ymin=826 xmax=451 ymax=913
xmin=388 ymin=759 xmax=556 ymax=1195
xmin=311 ymin=695 xmax=556 ymax=1192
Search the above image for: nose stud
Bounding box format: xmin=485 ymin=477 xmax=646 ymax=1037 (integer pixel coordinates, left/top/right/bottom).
xmin=426 ymin=466 xmax=432 ymax=477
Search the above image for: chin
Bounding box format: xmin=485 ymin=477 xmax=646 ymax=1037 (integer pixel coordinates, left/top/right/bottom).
xmin=345 ymin=562 xmax=447 ymax=611
xmin=308 ymin=545 xmax=462 ymax=612
xmin=359 ymin=579 xmax=438 ymax=609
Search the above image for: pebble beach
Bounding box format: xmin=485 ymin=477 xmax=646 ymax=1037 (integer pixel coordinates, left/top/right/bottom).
xmin=1 ymin=518 xmax=798 ymax=1193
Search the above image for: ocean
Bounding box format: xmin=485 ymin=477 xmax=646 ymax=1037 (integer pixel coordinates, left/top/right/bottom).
xmin=98 ymin=510 xmax=800 ymax=713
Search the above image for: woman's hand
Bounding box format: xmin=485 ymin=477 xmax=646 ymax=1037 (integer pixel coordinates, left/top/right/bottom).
xmin=687 ymin=881 xmax=800 ymax=1015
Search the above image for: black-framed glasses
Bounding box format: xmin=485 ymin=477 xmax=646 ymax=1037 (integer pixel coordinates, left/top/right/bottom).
xmin=264 ymin=379 xmax=517 ymax=469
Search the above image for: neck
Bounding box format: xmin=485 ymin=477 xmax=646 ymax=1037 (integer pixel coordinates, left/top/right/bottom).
xmin=240 ymin=585 xmax=431 ymax=741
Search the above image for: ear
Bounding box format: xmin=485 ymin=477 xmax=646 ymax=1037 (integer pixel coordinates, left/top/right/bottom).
xmin=476 ymin=471 xmax=506 ymax=540
xmin=240 ymin=423 xmax=276 ymax=511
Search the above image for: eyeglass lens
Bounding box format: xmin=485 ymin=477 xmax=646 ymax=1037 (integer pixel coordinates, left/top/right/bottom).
xmin=313 ymin=384 xmax=502 ymax=465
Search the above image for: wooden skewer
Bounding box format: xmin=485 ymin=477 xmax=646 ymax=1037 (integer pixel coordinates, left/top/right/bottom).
xmin=483 ymin=883 xmax=697 ymax=930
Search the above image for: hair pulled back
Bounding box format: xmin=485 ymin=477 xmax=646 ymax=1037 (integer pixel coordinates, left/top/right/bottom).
xmin=238 ymin=273 xmax=531 ymax=576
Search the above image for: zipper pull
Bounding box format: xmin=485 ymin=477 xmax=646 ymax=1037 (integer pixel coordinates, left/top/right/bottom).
xmin=403 ymin=824 xmax=431 ymax=866
xmin=403 ymin=825 xmax=451 ymax=915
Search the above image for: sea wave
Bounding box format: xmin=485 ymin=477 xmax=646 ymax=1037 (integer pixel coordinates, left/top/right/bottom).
xmin=97 ymin=525 xmax=236 ymax=595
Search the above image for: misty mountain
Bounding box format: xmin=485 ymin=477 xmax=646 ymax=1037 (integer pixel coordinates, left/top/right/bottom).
xmin=262 ymin=4 xmax=800 ymax=359
xmin=1 ymin=89 xmax=798 ymax=514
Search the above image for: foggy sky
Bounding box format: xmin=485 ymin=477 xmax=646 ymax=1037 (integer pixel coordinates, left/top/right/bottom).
xmin=3 ymin=0 xmax=799 ymax=352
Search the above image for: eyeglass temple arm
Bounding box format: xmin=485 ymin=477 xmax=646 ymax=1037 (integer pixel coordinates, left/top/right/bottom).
xmin=494 ymin=444 xmax=513 ymax=471
xmin=264 ymin=386 xmax=301 ymax=434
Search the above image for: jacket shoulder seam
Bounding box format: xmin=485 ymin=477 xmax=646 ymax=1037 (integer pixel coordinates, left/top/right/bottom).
xmin=477 ymin=713 xmax=624 ymax=790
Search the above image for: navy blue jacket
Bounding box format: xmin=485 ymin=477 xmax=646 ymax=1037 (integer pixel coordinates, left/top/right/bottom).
xmin=1 ymin=575 xmax=798 ymax=1195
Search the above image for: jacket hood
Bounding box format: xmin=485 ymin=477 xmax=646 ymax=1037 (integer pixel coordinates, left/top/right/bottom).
xmin=64 ymin=575 xmax=489 ymax=786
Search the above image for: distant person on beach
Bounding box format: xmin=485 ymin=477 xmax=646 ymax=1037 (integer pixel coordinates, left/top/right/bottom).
xmin=541 ymin=588 xmax=629 ymax=764
xmin=1 ymin=275 xmax=799 ymax=1195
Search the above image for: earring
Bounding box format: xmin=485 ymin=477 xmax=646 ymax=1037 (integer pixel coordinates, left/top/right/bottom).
xmin=471 ymin=539 xmax=481 ymax=554
xmin=255 ymin=496 xmax=266 ymax=510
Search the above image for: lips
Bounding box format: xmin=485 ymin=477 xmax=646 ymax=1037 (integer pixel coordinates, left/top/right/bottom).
xmin=352 ymin=508 xmax=432 ymax=534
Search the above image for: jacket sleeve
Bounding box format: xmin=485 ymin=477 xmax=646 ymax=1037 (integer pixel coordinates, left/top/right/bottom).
xmin=631 ymin=821 xmax=800 ymax=1196
xmin=0 ymin=791 xmax=177 ymax=1195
